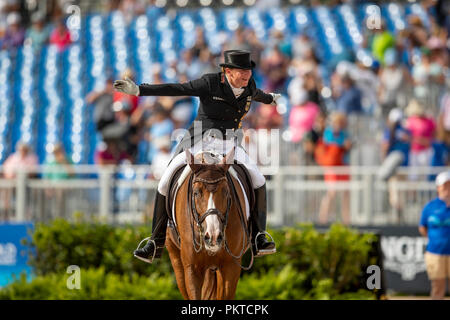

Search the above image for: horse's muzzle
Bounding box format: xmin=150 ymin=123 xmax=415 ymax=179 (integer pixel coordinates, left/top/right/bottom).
xmin=204 ymin=230 xmax=224 ymax=248
xmin=201 ymin=208 xmax=225 ymax=254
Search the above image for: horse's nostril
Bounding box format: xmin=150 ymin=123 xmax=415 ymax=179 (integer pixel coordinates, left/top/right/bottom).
xmin=204 ymin=233 xmax=211 ymax=243
xmin=217 ymin=233 xmax=223 ymax=243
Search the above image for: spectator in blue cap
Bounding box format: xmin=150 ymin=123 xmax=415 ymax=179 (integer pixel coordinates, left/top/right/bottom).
xmin=419 ymin=171 xmax=450 ymax=299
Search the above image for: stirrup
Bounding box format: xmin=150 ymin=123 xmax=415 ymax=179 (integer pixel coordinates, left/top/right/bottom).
xmin=133 ymin=237 xmax=157 ymax=264
xmin=255 ymin=231 xmax=276 ymax=257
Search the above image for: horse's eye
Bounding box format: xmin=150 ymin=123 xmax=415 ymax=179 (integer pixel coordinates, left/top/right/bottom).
xmin=194 ymin=190 xmax=201 ymax=198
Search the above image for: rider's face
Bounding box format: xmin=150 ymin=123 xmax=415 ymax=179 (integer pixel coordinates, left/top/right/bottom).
xmin=225 ymin=68 xmax=252 ymax=88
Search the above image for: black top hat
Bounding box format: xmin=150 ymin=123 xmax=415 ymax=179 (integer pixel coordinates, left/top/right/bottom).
xmin=219 ymin=50 xmax=256 ymax=70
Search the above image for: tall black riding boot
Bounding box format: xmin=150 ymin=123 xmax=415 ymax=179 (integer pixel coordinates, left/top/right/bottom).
xmin=251 ymin=183 xmax=276 ymax=257
xmin=134 ymin=191 xmax=168 ymax=263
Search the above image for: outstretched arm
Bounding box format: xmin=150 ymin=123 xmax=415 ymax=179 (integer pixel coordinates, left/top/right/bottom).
xmin=254 ymin=88 xmax=281 ymax=106
xmin=114 ymin=77 xmax=210 ymax=97
xmin=139 ymin=77 xmax=210 ymax=97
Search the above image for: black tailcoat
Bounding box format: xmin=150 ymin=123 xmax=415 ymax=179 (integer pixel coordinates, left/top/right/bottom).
xmin=138 ymin=72 xmax=274 ymax=155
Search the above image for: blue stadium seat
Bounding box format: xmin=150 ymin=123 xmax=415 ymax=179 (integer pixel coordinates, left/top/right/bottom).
xmin=63 ymin=45 xmax=86 ymax=164
xmin=175 ymin=11 xmax=197 ymax=51
xmin=310 ymin=6 xmax=345 ymax=63
xmin=0 ymin=51 xmax=12 ymax=163
xmin=15 ymin=45 xmax=37 ymax=154
xmin=266 ymin=8 xmax=290 ymax=39
xmin=85 ymin=14 xmax=108 ymax=93
xmin=382 ymin=2 xmax=406 ymax=34
xmin=219 ymin=7 xmax=243 ymax=33
xmin=243 ymin=7 xmax=267 ymax=41
xmin=406 ymin=3 xmax=430 ymax=29
xmin=334 ymin=4 xmax=364 ymax=51
xmin=130 ymin=15 xmax=153 ymax=84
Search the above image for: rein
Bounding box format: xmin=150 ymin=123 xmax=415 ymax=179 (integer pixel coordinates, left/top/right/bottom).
xmin=224 ymin=172 xmax=254 ymax=270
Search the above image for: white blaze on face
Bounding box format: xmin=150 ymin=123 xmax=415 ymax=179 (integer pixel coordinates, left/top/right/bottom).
xmin=205 ymin=192 xmax=221 ymax=249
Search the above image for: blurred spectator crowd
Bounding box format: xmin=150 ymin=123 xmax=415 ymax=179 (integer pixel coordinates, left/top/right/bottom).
xmin=0 ymin=0 xmax=449 ymax=181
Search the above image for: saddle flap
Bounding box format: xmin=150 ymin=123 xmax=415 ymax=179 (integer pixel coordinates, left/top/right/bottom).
xmin=166 ymin=165 xmax=188 ymax=222
xmin=230 ymin=162 xmax=255 ymax=211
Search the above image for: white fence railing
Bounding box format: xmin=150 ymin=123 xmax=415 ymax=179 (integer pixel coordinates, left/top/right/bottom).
xmin=0 ymin=165 xmax=446 ymax=226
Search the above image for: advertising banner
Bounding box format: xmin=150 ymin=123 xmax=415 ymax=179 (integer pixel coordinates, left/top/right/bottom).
xmin=0 ymin=223 xmax=34 ymax=287
xmin=356 ymin=226 xmax=430 ymax=295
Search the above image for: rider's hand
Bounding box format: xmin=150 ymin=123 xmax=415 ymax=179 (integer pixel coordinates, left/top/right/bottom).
xmin=113 ymin=77 xmax=140 ymax=96
xmin=269 ymin=93 xmax=281 ymax=106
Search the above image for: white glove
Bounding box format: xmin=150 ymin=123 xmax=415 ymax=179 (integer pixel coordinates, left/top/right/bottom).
xmin=270 ymin=93 xmax=281 ymax=106
xmin=113 ymin=77 xmax=140 ymax=96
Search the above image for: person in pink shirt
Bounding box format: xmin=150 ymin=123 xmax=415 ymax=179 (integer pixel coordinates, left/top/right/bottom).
xmin=289 ymin=97 xmax=320 ymax=143
xmin=49 ymin=18 xmax=72 ymax=52
xmin=405 ymin=99 xmax=436 ymax=172
xmin=1 ymin=142 xmax=38 ymax=220
xmin=3 ymin=142 xmax=39 ymax=179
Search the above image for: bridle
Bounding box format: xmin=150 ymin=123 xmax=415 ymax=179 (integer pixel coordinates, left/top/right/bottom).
xmin=187 ymin=168 xmax=254 ymax=270
xmin=189 ymin=173 xmax=231 ymax=253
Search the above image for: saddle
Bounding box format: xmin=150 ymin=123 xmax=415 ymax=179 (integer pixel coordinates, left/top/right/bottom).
xmin=165 ymin=160 xmax=255 ymax=249
xmin=166 ymin=165 xmax=186 ymax=247
xmin=229 ymin=162 xmax=255 ymax=211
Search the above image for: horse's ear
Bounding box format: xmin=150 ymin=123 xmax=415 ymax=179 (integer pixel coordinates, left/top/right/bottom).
xmin=220 ymin=147 xmax=235 ymax=172
xmin=186 ymin=149 xmax=200 ymax=173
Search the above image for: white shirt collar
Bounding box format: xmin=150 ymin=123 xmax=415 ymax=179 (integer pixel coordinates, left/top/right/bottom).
xmin=225 ymin=74 xmax=244 ymax=98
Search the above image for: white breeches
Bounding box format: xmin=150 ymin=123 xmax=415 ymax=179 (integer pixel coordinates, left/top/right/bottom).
xmin=157 ymin=137 xmax=266 ymax=196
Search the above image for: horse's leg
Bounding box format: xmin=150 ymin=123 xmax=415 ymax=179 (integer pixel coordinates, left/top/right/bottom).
xmin=216 ymin=263 xmax=241 ymax=300
xmin=183 ymin=263 xmax=204 ymax=300
xmin=166 ymin=232 xmax=189 ymax=300
xmin=201 ymin=268 xmax=218 ymax=300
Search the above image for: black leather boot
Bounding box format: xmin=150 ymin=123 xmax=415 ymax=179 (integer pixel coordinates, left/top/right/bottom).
xmin=251 ymin=183 xmax=276 ymax=257
xmin=134 ymin=191 xmax=168 ymax=263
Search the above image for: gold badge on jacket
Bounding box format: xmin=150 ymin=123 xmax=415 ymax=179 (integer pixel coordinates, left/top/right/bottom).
xmin=245 ymin=96 xmax=251 ymax=111
xmin=238 ymin=97 xmax=252 ymax=128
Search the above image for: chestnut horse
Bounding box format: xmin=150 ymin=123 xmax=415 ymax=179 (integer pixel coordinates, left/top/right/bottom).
xmin=166 ymin=148 xmax=251 ymax=300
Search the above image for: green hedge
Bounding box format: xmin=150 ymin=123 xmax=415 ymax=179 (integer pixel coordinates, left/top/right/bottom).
xmin=0 ymin=268 xmax=182 ymax=300
xmin=246 ymin=224 xmax=380 ymax=294
xmin=0 ymin=219 xmax=380 ymax=300
xmin=0 ymin=264 xmax=376 ymax=300
xmin=22 ymin=217 xmax=173 ymax=277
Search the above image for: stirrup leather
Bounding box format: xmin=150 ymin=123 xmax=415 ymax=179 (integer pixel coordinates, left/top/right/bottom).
xmin=134 ymin=237 xmax=157 ymax=264
xmin=254 ymin=231 xmax=276 ymax=256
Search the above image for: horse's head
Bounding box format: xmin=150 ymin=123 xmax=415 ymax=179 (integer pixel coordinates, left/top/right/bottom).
xmin=186 ymin=148 xmax=235 ymax=255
